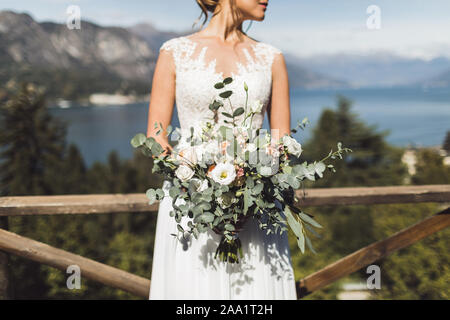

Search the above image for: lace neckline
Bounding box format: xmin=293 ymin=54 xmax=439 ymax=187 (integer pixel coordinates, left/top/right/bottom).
xmin=179 ymin=36 xmax=264 ymax=80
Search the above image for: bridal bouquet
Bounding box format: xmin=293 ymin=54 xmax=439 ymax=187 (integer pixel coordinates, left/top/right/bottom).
xmin=131 ymin=77 xmax=351 ymax=263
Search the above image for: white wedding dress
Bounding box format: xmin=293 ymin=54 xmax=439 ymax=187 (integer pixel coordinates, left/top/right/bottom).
xmin=149 ymin=35 xmax=297 ymax=300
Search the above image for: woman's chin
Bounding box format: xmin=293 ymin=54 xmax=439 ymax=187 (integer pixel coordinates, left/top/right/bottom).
xmin=253 ymin=14 xmax=265 ymax=22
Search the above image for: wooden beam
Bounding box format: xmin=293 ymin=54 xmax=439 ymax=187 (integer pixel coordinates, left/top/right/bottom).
xmin=0 ymin=228 xmax=150 ymax=298
xmin=296 ymin=207 xmax=450 ymax=298
xmin=296 ymin=184 xmax=450 ymax=207
xmin=0 ymin=217 xmax=11 ymax=299
xmin=0 ymin=193 xmax=159 ymax=216
xmin=1 ymin=185 xmax=449 ymax=217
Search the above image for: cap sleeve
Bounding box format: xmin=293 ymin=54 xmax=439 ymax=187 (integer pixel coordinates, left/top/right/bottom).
xmin=255 ymin=42 xmax=283 ymax=69
xmin=159 ymin=38 xmax=178 ymax=53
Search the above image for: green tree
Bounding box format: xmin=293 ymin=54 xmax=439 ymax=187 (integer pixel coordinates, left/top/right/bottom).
xmin=0 ymin=83 xmax=67 ymax=196
xmin=443 ymin=131 xmax=450 ymax=154
xmin=411 ymin=149 xmax=450 ymax=185
xmin=302 ymin=95 xmax=407 ymax=187
xmin=0 ymin=83 xmax=67 ymax=298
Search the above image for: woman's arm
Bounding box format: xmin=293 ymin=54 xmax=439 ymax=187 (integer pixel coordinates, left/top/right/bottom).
xmin=146 ymin=48 xmax=176 ymax=152
xmin=268 ymin=52 xmax=291 ymax=140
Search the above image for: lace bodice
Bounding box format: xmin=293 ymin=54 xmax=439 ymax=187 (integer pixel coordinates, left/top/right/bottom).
xmin=159 ymin=36 xmax=282 ymax=132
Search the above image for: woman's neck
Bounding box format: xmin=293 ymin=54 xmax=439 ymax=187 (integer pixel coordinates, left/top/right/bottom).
xmin=198 ymin=2 xmax=245 ymax=44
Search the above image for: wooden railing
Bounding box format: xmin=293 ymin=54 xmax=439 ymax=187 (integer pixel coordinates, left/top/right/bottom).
xmin=0 ymin=185 xmax=449 ymax=299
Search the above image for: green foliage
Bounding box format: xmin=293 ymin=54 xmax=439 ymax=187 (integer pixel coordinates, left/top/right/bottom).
xmin=369 ymin=203 xmax=449 ymax=300
xmin=443 ymin=131 xmax=450 ymax=153
xmin=411 ymin=149 xmax=450 ymax=185
xmin=302 ymin=95 xmax=407 ymax=187
xmin=0 ymin=65 xmax=149 ymax=102
xmin=0 ymin=83 xmax=67 ymax=196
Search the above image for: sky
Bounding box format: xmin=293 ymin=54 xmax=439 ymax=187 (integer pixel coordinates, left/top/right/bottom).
xmin=2 ymin=0 xmax=450 ymax=59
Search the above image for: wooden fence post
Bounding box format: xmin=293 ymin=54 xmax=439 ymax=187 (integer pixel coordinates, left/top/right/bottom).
xmin=0 ymin=217 xmax=11 ymax=299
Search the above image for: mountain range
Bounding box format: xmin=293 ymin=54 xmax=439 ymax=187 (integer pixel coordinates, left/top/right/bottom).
xmin=0 ymin=10 xmax=448 ymax=103
xmin=296 ymin=52 xmax=450 ymax=88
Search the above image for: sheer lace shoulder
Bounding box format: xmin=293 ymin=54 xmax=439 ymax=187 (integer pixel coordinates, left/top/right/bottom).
xmin=253 ymin=41 xmax=283 ymax=69
xmin=159 ymin=36 xmax=186 ymax=52
xmin=159 ymin=37 xmax=194 ymax=69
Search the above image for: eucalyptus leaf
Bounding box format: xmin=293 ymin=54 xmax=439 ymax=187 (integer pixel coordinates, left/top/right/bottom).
xmin=223 ymin=77 xmax=233 ymax=84
xmin=214 ymin=82 xmax=225 ymax=89
xmin=299 ymin=212 xmax=323 ymax=228
xmin=130 ymin=133 xmax=147 ymax=148
xmin=285 ymin=206 xmax=303 ymax=239
xmin=233 ymin=107 xmax=244 ymax=117
xmin=219 ymin=91 xmax=233 ymax=99
xmin=201 ymin=212 xmax=215 ymax=223
xmin=146 ymin=189 xmax=157 ymax=204
xmin=297 ymin=232 xmax=305 ymax=254
xmin=222 ymin=112 xmax=233 ymax=118
xmin=305 ymin=234 xmax=317 ymax=254
xmin=225 ymin=224 xmax=235 ymax=231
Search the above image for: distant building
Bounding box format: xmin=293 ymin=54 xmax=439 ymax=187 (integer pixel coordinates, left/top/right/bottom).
xmin=337 ymin=282 xmax=371 ymax=300
xmin=89 ymin=93 xmax=136 ymax=106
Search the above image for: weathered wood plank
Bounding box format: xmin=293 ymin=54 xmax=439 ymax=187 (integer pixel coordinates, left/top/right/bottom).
xmin=0 ymin=228 xmax=150 ymax=298
xmin=1 ymin=185 xmax=449 ymax=216
xmin=0 ymin=193 xmax=159 ymax=216
xmin=296 ymin=207 xmax=450 ymax=298
xmin=296 ymin=184 xmax=450 ymax=207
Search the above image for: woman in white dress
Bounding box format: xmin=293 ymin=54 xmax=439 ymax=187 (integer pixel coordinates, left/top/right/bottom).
xmin=146 ymin=0 xmax=297 ymax=299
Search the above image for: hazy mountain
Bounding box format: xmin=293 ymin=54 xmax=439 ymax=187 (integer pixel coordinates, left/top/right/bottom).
xmin=422 ymin=68 xmax=450 ymax=88
xmin=0 ymin=10 xmax=157 ymax=81
xmin=128 ymin=23 xmax=185 ymax=51
xmin=0 ymin=10 xmax=347 ymax=101
xmin=284 ymin=53 xmax=348 ymax=89
xmin=296 ymin=52 xmax=450 ymax=88
xmin=127 ymin=25 xmax=347 ymax=90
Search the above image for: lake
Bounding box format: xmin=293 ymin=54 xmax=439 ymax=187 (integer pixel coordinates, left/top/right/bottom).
xmin=48 ymin=86 xmax=450 ymax=167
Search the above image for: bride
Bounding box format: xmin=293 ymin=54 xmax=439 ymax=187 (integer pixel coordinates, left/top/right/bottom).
xmin=147 ymin=0 xmax=297 ymax=299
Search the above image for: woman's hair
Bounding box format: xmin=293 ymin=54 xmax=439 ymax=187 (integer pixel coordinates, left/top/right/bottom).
xmin=194 ymin=0 xmax=246 ymax=39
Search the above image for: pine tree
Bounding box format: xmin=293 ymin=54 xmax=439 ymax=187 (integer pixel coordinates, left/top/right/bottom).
xmin=302 ymin=95 xmax=407 ymax=187
xmin=0 ymin=83 xmax=69 ymax=298
xmin=0 ymin=83 xmax=67 ymax=196
xmin=58 ymin=143 xmax=89 ymax=194
xmin=412 ymin=149 xmax=450 ymax=185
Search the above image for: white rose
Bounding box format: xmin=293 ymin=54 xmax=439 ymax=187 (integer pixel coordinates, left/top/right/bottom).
xmin=177 ymin=146 xmax=198 ymax=166
xmin=282 ymin=135 xmax=303 ymax=157
xmin=250 ymin=100 xmax=263 ymax=113
xmin=191 ymin=178 xmax=209 ymax=192
xmin=175 ymin=165 xmax=195 ymax=182
xmin=210 ymin=162 xmax=236 ymax=185
xmin=204 ymin=141 xmax=219 ymax=155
